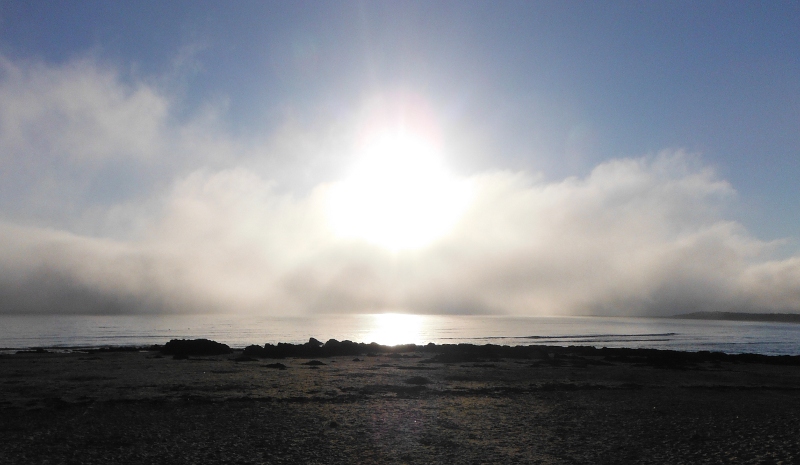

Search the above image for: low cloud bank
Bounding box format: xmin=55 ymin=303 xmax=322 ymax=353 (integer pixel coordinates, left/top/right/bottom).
xmin=1 ymin=56 xmax=798 ymax=316
xmin=2 ymin=157 xmax=799 ymax=317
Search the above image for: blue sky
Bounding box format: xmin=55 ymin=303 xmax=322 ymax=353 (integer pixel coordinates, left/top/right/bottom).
xmin=4 ymin=1 xmax=797 ymax=236
xmin=0 ymin=1 xmax=798 ymax=316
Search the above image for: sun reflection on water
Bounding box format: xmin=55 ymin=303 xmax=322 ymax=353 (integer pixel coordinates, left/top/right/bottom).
xmin=362 ymin=313 xmax=425 ymax=346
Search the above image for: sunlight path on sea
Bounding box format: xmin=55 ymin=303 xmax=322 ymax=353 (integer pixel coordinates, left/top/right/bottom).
xmin=2 ymin=314 xmax=800 ymax=355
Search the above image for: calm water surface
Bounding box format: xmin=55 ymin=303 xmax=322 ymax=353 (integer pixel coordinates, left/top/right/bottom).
xmin=1 ymin=314 xmax=798 ymax=356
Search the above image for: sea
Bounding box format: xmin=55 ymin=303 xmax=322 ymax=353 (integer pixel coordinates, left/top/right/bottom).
xmin=1 ymin=314 xmax=799 ymax=356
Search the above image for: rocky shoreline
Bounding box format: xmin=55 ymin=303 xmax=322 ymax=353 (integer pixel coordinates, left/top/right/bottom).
xmin=2 ymin=341 xmax=799 ymax=463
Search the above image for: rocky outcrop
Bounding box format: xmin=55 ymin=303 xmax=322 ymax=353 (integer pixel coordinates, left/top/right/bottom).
xmin=161 ymin=339 xmax=232 ymax=358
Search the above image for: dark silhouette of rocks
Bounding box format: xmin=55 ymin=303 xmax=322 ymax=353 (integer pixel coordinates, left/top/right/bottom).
xmin=242 ymin=345 xmax=268 ymax=357
xmin=237 ymin=339 xmax=800 ymax=367
xmin=161 ymin=339 xmax=232 ymax=358
xmin=302 ymin=360 xmax=326 ymax=366
xmin=263 ymin=363 xmax=287 ymax=369
xmin=242 ymin=339 xmax=428 ymax=359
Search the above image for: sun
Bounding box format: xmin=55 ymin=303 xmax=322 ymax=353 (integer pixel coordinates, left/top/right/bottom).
xmin=326 ymin=129 xmax=471 ymax=250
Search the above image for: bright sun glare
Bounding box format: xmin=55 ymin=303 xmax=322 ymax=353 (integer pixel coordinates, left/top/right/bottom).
xmin=326 ymin=129 xmax=472 ymax=250
xmin=363 ymin=313 xmax=425 ymax=346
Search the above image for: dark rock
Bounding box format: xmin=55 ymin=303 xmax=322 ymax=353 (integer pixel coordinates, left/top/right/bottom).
xmin=242 ymin=344 xmax=268 ymax=358
xmin=161 ymin=339 xmax=232 ymax=357
xmin=302 ymin=360 xmax=326 ymax=366
xmin=227 ymin=341 xmax=800 ymax=366
xmin=323 ymin=339 xmax=362 ymax=356
xmin=264 ymin=363 xmax=287 ymax=369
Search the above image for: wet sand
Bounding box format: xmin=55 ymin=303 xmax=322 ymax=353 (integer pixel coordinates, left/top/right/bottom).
xmin=2 ymin=345 xmax=800 ymax=464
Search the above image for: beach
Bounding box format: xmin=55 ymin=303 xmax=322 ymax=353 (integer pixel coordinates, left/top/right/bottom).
xmin=2 ymin=343 xmax=799 ymax=464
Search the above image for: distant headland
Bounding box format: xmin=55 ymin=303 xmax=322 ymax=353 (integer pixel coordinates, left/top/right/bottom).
xmin=669 ymin=311 xmax=800 ymax=323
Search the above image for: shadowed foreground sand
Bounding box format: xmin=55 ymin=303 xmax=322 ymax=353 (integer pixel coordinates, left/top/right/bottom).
xmin=1 ymin=344 xmax=799 ymax=464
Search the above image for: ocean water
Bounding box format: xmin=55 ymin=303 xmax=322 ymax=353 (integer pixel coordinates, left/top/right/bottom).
xmin=1 ymin=314 xmax=799 ymax=356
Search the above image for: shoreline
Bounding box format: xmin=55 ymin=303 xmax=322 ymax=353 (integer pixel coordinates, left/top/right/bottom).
xmin=5 ymin=338 xmax=800 ymax=361
xmin=3 ymin=313 xmax=800 ymax=358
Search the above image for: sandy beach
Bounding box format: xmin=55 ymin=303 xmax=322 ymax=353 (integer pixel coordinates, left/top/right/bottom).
xmin=2 ymin=343 xmax=800 ymax=464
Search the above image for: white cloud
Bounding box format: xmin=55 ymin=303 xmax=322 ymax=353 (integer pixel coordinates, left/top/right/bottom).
xmin=0 ymin=56 xmax=168 ymax=163
xmin=0 ymin=56 xmax=798 ymax=317
xmin=1 ymin=155 xmax=798 ymax=316
xmin=0 ymin=55 xmax=358 ymax=234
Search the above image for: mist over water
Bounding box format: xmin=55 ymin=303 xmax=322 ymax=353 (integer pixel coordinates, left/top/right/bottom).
xmin=1 ymin=314 xmax=798 ymax=356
